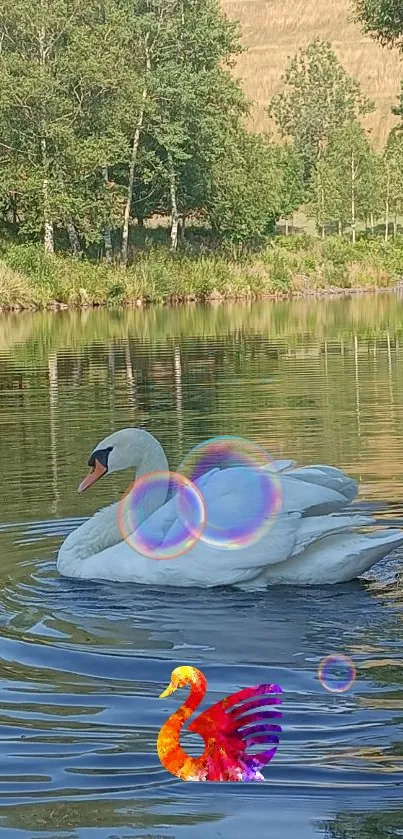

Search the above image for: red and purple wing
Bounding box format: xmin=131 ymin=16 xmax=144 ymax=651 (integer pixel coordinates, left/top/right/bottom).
xmin=225 ymin=683 xmax=283 ymax=768
xmin=189 ymin=682 xmax=283 ymax=778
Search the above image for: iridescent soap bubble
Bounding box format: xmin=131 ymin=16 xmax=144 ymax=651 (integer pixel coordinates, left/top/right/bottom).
xmin=118 ymin=471 xmax=206 ymax=560
xmin=318 ymin=653 xmax=356 ymax=693
xmin=178 ymin=436 xmax=283 ymax=551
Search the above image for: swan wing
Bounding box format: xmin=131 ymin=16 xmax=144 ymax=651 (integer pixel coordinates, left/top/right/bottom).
xmin=280 ymin=473 xmax=356 ymax=516
xmin=260 ymin=527 xmax=403 ymax=586
xmin=290 ymin=514 xmax=374 ymax=557
xmin=271 ymin=459 xmax=296 ymax=472
xmin=286 ymin=465 xmax=358 ymax=503
xmin=188 ymin=683 xmax=283 ymax=772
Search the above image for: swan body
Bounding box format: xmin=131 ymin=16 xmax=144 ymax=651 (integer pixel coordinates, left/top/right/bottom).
xmin=57 ymin=428 xmax=403 ymax=588
xmin=157 ymin=665 xmax=282 ymax=781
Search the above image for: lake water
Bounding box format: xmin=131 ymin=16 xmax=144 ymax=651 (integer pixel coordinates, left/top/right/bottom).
xmin=0 ymin=295 xmax=402 ymax=838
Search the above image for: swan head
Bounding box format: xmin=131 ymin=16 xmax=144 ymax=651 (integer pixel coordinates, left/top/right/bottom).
xmin=159 ymin=666 xmax=206 ymax=698
xmin=77 ymin=427 xmax=168 ymax=493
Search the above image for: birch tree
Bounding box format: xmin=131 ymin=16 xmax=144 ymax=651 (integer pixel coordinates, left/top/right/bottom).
xmin=0 ymin=0 xmax=134 ymax=253
xmin=307 ymin=122 xmax=375 ymax=241
xmin=140 ymin=0 xmax=246 ymax=249
xmin=269 ymin=39 xmax=374 ymax=182
xmin=382 ymin=129 xmax=403 ymax=240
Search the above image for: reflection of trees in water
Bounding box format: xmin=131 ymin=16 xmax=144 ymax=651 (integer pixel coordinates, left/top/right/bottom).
xmin=1 ymin=293 xmax=403 ymax=360
xmin=1 ymin=295 xmax=403 ymax=525
xmin=323 ymin=809 xmax=403 ymax=839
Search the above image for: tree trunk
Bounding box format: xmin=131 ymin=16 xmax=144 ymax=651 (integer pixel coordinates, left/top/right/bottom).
xmin=11 ymin=192 xmax=18 ymax=227
xmin=351 ymin=150 xmax=356 ymax=245
xmin=393 ymin=214 xmax=397 ymax=238
xmin=121 ymin=106 xmax=145 ymax=264
xmin=385 ymin=167 xmax=390 ymax=243
xmin=370 ymin=212 xmax=374 ymax=236
xmin=338 ymin=220 xmax=342 ymax=238
xmin=285 ymin=218 xmax=289 ymax=236
xmin=168 ymin=153 xmax=179 ymax=251
xmin=179 ymin=214 xmax=186 ymax=243
xmin=320 ymin=183 xmax=325 ymax=239
xmin=121 ymin=34 xmax=150 ymax=267
xmin=137 ymin=216 xmax=144 ymax=227
xmin=102 ymin=165 xmax=113 ymax=262
xmin=41 ymin=138 xmax=54 ymax=255
xmin=125 ymin=340 xmax=136 ymax=411
xmin=67 ymin=220 xmax=82 ymax=255
xmin=39 ymin=13 xmax=54 ymax=256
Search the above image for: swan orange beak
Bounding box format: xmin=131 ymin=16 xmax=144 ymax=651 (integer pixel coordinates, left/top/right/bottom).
xmin=159 ymin=683 xmax=175 ymax=698
xmin=77 ymin=459 xmax=107 ymax=493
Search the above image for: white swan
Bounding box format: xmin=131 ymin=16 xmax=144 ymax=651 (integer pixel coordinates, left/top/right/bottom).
xmin=57 ymin=428 xmax=403 ymax=588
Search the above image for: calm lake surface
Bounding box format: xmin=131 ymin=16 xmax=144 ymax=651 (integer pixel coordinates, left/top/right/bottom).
xmin=0 ymin=295 xmax=402 ymax=838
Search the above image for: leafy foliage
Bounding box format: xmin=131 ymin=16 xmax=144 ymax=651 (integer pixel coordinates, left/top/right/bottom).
xmin=269 ymin=39 xmax=374 ymax=181
xmin=383 ymin=128 xmax=403 ymax=220
xmin=206 ymin=132 xmax=295 ymax=241
xmin=307 ymin=121 xmax=380 ymax=239
xmin=354 ymin=0 xmax=403 ymax=50
xmin=0 ymin=5 xmax=401 ymax=264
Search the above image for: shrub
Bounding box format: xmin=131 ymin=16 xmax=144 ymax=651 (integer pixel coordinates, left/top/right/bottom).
xmin=321 ymin=236 xmax=356 ymax=265
xmin=267 ymin=251 xmax=292 ymax=291
xmin=0 ymin=261 xmax=39 ymax=306
xmin=3 ymin=243 xmax=56 ymax=281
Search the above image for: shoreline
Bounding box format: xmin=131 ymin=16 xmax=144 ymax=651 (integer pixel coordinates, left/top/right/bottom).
xmin=2 ymin=234 xmax=403 ymax=312
xmin=1 ymin=280 xmax=402 ymax=313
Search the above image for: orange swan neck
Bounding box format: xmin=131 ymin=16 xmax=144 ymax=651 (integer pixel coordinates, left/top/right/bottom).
xmin=157 ymin=666 xmax=207 ymax=780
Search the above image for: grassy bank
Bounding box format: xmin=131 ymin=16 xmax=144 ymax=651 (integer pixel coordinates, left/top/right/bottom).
xmin=1 ymin=234 xmax=403 ymax=310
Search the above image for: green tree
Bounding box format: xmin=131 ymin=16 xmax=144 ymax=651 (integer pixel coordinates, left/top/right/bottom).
xmin=269 ymin=39 xmax=374 ymax=181
xmin=277 ymin=145 xmax=305 ymax=233
xmin=362 ymin=149 xmax=383 ymax=235
xmin=307 ymin=156 xmax=345 ymax=237
xmin=133 ymin=0 xmax=246 ymax=252
xmin=0 ymin=0 xmax=134 ymax=253
xmin=354 ymin=0 xmax=403 ymax=50
xmin=206 ymin=131 xmax=288 ymax=241
xmin=307 ymin=121 xmax=375 ymax=242
xmin=382 ymin=128 xmax=403 ymax=239
xmin=0 ymin=0 xmax=249 ymax=258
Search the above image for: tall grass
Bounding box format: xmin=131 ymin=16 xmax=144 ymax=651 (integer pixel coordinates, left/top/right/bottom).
xmin=0 ymin=234 xmax=402 ymax=310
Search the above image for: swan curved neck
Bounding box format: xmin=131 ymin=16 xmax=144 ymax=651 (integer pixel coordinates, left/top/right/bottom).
xmin=57 ymin=430 xmax=169 ymax=574
xmin=132 ymin=430 xmax=169 ymax=479
xmin=157 ymin=672 xmax=207 ymax=780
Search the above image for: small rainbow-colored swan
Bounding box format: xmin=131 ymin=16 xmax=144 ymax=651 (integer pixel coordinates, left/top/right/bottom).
xmin=157 ymin=665 xmax=283 ymax=782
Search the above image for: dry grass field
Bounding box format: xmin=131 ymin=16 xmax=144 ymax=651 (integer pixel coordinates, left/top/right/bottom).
xmin=222 ymin=0 xmax=403 ymax=146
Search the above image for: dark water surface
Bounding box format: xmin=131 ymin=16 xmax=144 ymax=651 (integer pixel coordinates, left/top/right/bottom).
xmin=0 ymin=296 xmax=402 ymax=838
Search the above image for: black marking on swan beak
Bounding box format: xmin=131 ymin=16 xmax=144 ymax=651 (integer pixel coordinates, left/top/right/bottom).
xmin=88 ymin=446 xmax=113 ymax=472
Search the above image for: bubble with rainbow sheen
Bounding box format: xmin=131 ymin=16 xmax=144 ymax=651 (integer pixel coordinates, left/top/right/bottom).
xmin=178 ymin=435 xmax=283 ymax=551
xmin=318 ymin=653 xmax=356 ymax=693
xmin=117 ymin=471 xmax=206 ymax=560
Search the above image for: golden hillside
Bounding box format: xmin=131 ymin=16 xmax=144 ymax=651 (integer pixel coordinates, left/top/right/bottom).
xmin=222 ymin=0 xmax=403 ymax=146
